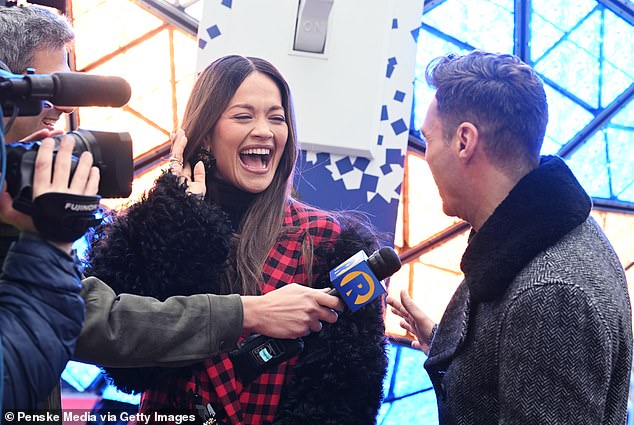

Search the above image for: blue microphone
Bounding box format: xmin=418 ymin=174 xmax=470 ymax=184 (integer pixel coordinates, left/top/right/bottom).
xmin=328 ymin=247 xmax=401 ymax=312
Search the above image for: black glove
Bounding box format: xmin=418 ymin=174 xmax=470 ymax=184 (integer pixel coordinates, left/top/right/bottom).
xmin=32 ymin=192 xmax=102 ymax=243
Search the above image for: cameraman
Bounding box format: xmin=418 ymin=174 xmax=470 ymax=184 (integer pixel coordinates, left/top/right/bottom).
xmin=0 ymin=2 xmax=343 ymax=371
xmin=0 ymin=136 xmax=99 ymax=409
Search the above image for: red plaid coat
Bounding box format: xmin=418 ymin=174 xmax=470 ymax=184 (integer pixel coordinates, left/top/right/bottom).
xmin=140 ymin=200 xmax=341 ymax=425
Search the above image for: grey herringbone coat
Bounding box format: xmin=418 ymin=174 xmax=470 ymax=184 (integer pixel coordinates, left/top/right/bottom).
xmin=425 ymin=156 xmax=632 ymax=424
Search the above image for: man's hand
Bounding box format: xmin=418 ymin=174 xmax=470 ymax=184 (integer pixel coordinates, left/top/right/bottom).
xmin=386 ymin=289 xmax=436 ymax=354
xmin=0 ymin=183 xmax=36 ymax=232
xmin=31 ymin=136 xmax=100 ymax=252
xmin=241 ymin=285 xmax=345 ymax=338
xmin=19 ymin=128 xmax=64 ymax=142
xmin=0 ymin=136 xmax=99 ymax=253
xmin=32 ymin=136 xmax=99 ymax=199
xmin=0 ymin=129 xmax=66 ymax=231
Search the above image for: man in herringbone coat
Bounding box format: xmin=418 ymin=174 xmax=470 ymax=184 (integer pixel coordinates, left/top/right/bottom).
xmin=388 ymin=50 xmax=632 ymax=424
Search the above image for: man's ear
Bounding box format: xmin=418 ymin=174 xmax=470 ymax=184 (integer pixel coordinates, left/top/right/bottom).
xmin=454 ymin=122 xmax=479 ymax=162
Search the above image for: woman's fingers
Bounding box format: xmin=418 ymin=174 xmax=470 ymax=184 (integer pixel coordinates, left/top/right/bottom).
xmin=170 ymin=128 xmax=187 ymax=158
xmin=168 ymin=128 xmax=187 ymax=175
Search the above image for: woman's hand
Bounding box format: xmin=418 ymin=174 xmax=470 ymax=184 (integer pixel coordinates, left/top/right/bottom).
xmin=386 ymin=289 xmax=436 ymax=354
xmin=169 ymin=128 xmax=206 ymax=199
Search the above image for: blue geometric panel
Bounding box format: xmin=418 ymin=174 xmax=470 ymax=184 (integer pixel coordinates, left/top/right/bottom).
xmin=534 ymin=9 xmax=602 ymax=109
xmin=530 ymin=0 xmax=597 ymax=62
xmin=377 ymin=391 xmax=438 ymax=425
xmin=565 ymin=116 xmax=634 ymax=204
xmin=602 ymin=9 xmax=634 ymax=106
xmin=567 ymin=131 xmax=611 ymax=199
xmin=423 ymin=0 xmax=514 ymax=54
xmin=541 ymin=84 xmax=594 ymax=154
xmin=378 ymin=343 xmax=437 ymax=425
xmin=61 ymin=361 xmax=101 ymax=392
xmin=606 ymin=126 xmax=634 ymax=199
xmin=411 ymin=30 xmax=469 ymax=133
xmin=390 ymin=345 xmax=432 ymax=398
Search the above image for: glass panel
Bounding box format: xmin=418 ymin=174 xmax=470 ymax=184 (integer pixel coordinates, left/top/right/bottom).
xmin=77 ymin=106 xmax=168 ymax=159
xmin=404 ymin=155 xmax=463 ymax=245
xmin=386 ymin=263 xmax=411 ymax=336
xmin=591 ymin=211 xmax=634 ymax=269
xmin=567 ymin=130 xmax=611 ymax=198
xmin=101 ymin=164 xmax=166 ymax=211
xmin=173 ymin=30 xmax=198 ymax=121
xmin=590 ymin=211 xmax=634 ymax=309
xmin=412 ymin=250 xmax=465 ymax=324
xmin=378 ymin=390 xmax=438 ymax=425
xmin=606 ymin=126 xmax=634 ymax=200
xmin=412 ymin=30 xmax=470 ymax=133
xmin=389 ymin=344 xmax=433 ymax=398
xmin=72 ymin=0 xmax=164 ymax=71
xmin=89 ymin=29 xmax=174 ymax=131
xmin=530 ymin=0 xmax=597 ymax=63
xmin=541 ymin=84 xmax=594 ymax=154
xmin=423 ymin=0 xmax=514 ymax=54
xmin=602 ymin=9 xmax=634 ymax=107
xmin=534 ymin=10 xmax=602 ymax=109
xmin=562 ymin=100 xmax=634 ymax=203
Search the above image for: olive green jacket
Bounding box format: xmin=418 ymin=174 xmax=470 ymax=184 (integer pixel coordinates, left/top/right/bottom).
xmin=74 ymin=276 xmax=243 ymax=367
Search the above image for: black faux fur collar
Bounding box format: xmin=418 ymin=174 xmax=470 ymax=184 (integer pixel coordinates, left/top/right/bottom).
xmin=461 ymin=156 xmax=591 ymax=302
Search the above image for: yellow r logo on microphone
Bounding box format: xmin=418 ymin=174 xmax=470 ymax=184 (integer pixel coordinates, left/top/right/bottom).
xmin=339 ymin=271 xmax=375 ymax=305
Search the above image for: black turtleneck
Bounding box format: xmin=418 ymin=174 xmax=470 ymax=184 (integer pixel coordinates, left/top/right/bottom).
xmin=208 ymin=176 xmax=257 ymax=232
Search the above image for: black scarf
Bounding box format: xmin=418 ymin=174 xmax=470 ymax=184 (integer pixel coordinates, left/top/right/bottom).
xmin=461 ymin=155 xmax=591 ymax=302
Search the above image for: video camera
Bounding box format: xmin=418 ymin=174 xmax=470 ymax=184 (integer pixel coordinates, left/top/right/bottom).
xmin=0 ymin=67 xmax=134 ymax=213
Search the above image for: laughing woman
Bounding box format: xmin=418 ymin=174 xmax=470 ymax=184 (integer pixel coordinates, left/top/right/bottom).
xmin=86 ymin=55 xmax=387 ymax=425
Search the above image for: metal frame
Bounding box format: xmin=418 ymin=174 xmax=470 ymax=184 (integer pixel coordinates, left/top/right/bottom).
xmin=600 ymin=0 xmax=634 ymax=25
xmin=558 ymin=83 xmax=634 ymax=158
xmin=136 ymin=0 xmax=198 ymax=36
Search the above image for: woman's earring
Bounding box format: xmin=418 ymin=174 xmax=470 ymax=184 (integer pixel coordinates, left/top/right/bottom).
xmin=196 ymin=148 xmax=216 ymax=171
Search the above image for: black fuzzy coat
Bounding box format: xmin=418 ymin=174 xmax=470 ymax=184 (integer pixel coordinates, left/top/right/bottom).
xmin=86 ymin=172 xmax=387 ymax=425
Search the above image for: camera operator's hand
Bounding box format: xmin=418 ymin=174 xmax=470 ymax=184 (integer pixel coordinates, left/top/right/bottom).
xmin=33 ymin=136 xmax=99 ymax=199
xmin=31 ymin=136 xmax=100 ymax=252
xmin=0 ymin=183 xmax=35 ymax=232
xmin=169 ymin=128 xmax=206 ymax=199
xmin=19 ymin=128 xmax=64 ymax=142
xmin=0 ymin=137 xmax=100 ymax=253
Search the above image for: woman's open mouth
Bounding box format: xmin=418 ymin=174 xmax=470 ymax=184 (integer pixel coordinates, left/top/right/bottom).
xmin=239 ymin=147 xmax=273 ymax=171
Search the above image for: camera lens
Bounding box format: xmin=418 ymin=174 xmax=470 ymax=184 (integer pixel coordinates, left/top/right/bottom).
xmin=4 ymin=129 xmax=133 ymax=213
